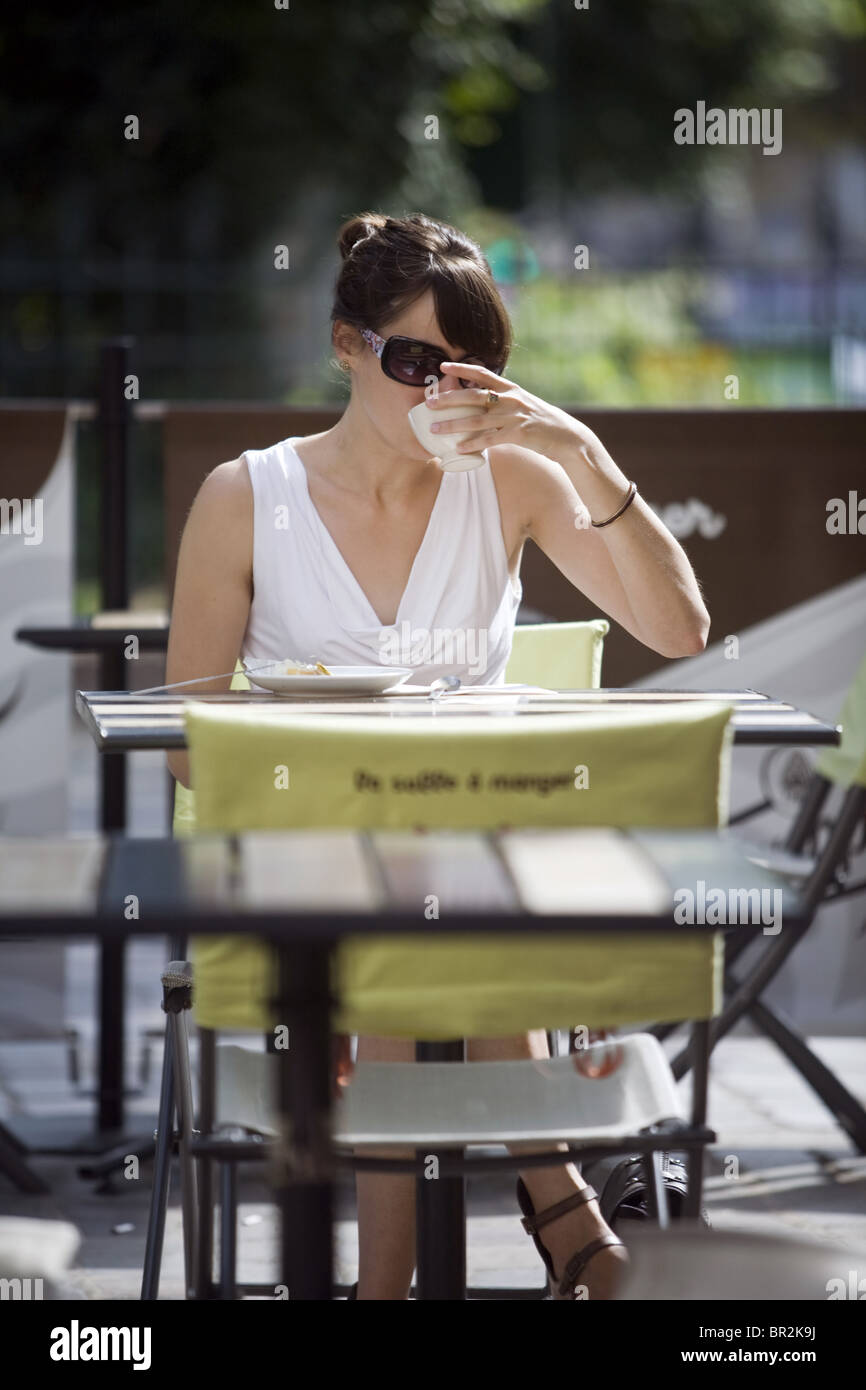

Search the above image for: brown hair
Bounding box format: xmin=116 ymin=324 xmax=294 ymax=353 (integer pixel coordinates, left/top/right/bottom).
xmin=331 ymin=212 xmax=512 ymax=371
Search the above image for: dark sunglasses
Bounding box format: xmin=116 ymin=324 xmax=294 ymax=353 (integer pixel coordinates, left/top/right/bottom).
xmin=359 ymin=326 xmax=499 ymax=390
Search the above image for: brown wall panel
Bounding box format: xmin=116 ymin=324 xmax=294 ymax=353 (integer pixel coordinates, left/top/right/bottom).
xmin=162 ymin=407 xmax=334 ymax=599
xmin=0 ymin=406 xmax=69 ymax=499
xmin=161 ymin=406 xmax=865 ymax=684
xmin=526 ymin=409 xmax=866 ymax=684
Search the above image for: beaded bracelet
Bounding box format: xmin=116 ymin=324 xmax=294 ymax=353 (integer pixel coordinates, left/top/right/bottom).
xmin=591 ymin=480 xmax=637 ymax=528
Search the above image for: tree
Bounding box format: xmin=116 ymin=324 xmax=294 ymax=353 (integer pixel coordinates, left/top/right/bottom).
xmin=0 ymin=0 xmax=545 ymax=257
xmin=457 ymin=0 xmax=865 ymax=205
xmin=1 ymin=0 xmax=861 ymax=397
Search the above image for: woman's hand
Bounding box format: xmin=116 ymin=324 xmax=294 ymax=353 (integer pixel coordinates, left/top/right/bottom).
xmin=431 ymin=364 xmax=709 ymax=658
xmin=425 ymin=361 xmax=585 ymax=461
xmin=332 ymin=1033 xmax=355 ymax=1100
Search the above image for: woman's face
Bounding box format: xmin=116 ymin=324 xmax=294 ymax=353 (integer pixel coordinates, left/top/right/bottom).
xmin=338 ymin=289 xmax=477 ymax=460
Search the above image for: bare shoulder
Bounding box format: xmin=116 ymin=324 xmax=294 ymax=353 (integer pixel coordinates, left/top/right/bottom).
xmin=194 ymin=456 xmax=252 ymax=509
xmin=178 ymin=457 xmax=253 ymax=576
xmin=186 ymin=457 xmax=253 ymax=534
xmin=487 ymin=441 xmax=570 ymax=484
xmin=487 ymin=442 xmax=579 ymax=536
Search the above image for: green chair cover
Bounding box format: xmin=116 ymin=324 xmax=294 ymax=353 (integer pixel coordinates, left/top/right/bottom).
xmin=815 ymin=649 xmax=866 ymax=790
xmin=504 ymin=619 xmax=609 ymax=689
xmin=177 ymin=699 xmax=734 ymax=1039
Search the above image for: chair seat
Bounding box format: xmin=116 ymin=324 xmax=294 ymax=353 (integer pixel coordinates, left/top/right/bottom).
xmin=615 ymin=1223 xmax=866 ymax=1301
xmin=214 ymin=1033 xmax=684 ymax=1148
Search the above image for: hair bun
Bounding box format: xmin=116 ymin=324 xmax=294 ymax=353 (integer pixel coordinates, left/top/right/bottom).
xmin=337 ymin=212 xmax=389 ymax=260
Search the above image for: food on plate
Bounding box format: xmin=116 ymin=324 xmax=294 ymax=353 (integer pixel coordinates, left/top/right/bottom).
xmin=278 ymin=659 xmax=331 ymax=676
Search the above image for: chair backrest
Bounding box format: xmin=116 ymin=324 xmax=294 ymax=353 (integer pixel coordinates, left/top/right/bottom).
xmin=185 ymin=702 xmax=732 ymax=833
xmin=181 ymin=702 xmax=734 ymax=1038
xmin=504 ymin=619 xmax=609 ymax=689
xmin=814 ymin=648 xmax=866 ymax=790
xmin=173 ymin=660 xmax=250 ymax=838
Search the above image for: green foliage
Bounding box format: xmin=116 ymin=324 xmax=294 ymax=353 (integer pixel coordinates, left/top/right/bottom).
xmin=0 ymin=0 xmax=545 ymax=257
xmin=4 ymin=0 xmax=854 ymax=254
xmin=506 ymin=272 xmax=834 ymax=404
xmin=1 ymin=0 xmax=859 ymax=402
xmin=284 ymin=265 xmax=838 ymax=407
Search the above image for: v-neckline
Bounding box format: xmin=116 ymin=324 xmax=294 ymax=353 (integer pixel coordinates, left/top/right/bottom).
xmin=285 ymin=437 xmax=448 ymax=629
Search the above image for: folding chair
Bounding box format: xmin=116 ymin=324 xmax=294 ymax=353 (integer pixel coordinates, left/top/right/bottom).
xmin=141 ymin=698 xmax=735 ymax=1299
xmin=504 ymin=616 xmax=610 ymax=1060
xmin=654 ymin=649 xmax=866 ymax=1152
xmin=505 ymin=618 xmax=610 ymax=689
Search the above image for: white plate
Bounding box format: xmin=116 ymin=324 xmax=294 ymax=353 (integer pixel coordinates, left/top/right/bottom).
xmin=243 ymin=663 xmax=414 ymax=695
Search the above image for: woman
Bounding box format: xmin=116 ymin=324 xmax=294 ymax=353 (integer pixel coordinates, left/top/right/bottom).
xmin=166 ymin=211 xmax=710 ymax=1300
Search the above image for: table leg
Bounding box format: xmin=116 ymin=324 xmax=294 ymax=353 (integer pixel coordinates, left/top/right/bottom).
xmin=684 ymin=1020 xmax=709 ymax=1219
xmin=98 ymin=644 xmax=128 ymax=1133
xmin=415 ymin=1040 xmax=466 ymax=1300
xmin=274 ymin=938 xmax=334 ymax=1300
xmin=96 ymin=939 xmax=126 ymax=1133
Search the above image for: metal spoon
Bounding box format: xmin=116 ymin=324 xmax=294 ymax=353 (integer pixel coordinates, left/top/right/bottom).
xmin=132 ymin=659 xmax=312 ymax=696
xmin=427 ymin=675 xmax=462 ymax=702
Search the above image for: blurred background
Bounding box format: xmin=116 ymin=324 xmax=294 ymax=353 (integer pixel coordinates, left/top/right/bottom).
xmin=2 ymin=0 xmax=864 ymax=611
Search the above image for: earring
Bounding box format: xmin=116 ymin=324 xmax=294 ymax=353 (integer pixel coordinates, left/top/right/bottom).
xmin=340 ymin=360 xmax=350 ymax=370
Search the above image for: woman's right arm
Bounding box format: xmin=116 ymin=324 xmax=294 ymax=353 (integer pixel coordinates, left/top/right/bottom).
xmin=164 ymin=457 xmax=254 ymax=788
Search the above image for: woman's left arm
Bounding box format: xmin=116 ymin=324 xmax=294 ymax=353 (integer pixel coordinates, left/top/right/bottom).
xmin=432 ymin=364 xmax=711 ymax=659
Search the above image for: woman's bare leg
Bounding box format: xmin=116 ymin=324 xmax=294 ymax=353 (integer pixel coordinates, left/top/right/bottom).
xmin=468 ymin=1030 xmax=627 ymax=1299
xmin=353 ymin=1034 xmax=416 ymax=1300
xmin=353 ymin=1029 xmax=626 ymax=1301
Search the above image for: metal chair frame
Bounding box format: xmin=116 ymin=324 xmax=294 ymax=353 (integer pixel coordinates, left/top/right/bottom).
xmin=649 ymin=774 xmax=866 ymax=1152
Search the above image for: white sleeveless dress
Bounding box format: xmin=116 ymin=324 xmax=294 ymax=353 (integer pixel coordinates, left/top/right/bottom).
xmin=240 ymin=436 xmax=521 ymax=686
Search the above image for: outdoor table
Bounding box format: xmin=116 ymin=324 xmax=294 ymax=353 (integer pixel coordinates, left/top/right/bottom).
xmin=65 ymin=684 xmax=839 ymax=1150
xmin=19 ymin=615 xmax=170 ymax=827
xmin=0 ymin=829 xmax=807 ymax=1299
xmin=17 ymin=617 xmax=170 ymax=655
xmin=75 ymin=685 xmax=841 ymax=751
xmin=16 ymin=616 xmax=170 ymax=1135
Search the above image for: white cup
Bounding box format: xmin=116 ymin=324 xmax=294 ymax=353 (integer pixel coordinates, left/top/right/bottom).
xmin=408 ymin=399 xmax=487 ymax=472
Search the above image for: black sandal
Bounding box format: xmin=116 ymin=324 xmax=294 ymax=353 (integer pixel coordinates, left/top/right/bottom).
xmin=516 ymin=1178 xmax=627 ymax=1300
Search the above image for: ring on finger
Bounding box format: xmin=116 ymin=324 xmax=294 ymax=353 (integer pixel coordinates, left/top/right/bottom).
xmin=486 ymin=389 xmax=499 ymax=408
